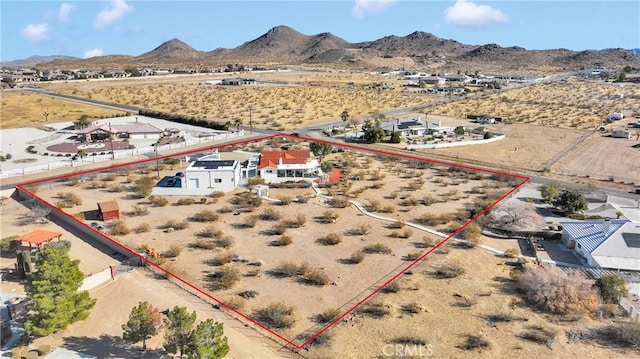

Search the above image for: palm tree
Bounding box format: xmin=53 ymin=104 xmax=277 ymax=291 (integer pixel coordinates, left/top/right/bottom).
xmin=233 ymin=118 xmax=242 ymax=131
xmin=76 ymin=149 xmax=87 ymax=161
xmin=340 ymin=110 xmax=349 ymax=127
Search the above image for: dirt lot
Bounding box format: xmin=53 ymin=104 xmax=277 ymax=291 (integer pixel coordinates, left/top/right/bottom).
xmin=22 ymin=138 xmax=520 ymax=346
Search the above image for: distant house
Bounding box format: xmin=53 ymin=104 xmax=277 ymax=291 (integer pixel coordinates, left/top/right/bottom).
xmin=380 ymin=118 xmax=426 ymax=137
xmin=184 ymin=153 xmax=240 ymax=192
xmin=611 ymin=130 xmax=631 ymax=139
xmin=560 ymin=219 xmax=640 ymax=271
xmin=258 ymin=150 xmax=320 ymax=183
xmin=220 ymin=78 xmax=256 ymax=86
xmin=76 ymin=123 xmax=163 ymax=142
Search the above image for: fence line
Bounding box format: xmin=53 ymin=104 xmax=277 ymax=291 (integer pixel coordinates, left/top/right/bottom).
xmin=1 ymin=131 xmax=243 ymax=179
xmin=406 ymin=134 xmax=505 ymax=150
xmin=619 ymin=297 xmax=640 ymax=322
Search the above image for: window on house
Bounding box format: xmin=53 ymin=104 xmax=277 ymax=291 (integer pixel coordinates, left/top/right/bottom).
xmin=214 ymin=178 xmax=222 ymax=183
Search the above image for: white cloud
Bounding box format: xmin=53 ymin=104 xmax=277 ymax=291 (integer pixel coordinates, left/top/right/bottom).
xmin=83 ymin=48 xmax=104 ymax=58
xmin=352 ymin=0 xmax=397 ymax=19
xmin=58 ymin=3 xmax=76 ymax=24
xmin=445 ymin=0 xmax=509 ymax=28
xmin=21 ymin=23 xmax=50 ymax=43
xmin=94 ymin=0 xmax=133 ymax=28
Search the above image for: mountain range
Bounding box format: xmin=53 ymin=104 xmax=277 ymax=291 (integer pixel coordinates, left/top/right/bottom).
xmin=4 ymin=25 xmax=639 ymax=71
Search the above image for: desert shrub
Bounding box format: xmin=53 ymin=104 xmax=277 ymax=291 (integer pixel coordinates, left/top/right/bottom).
xmin=363 ymin=242 xmax=392 ymax=254
xmin=193 ymin=239 xmax=217 ymax=249
xmin=109 ymin=221 xmax=131 ymax=236
xmin=278 ymin=196 xmax=292 ymax=205
xmin=459 ymin=334 xmax=490 ymax=351
xmin=270 ymin=222 xmax=287 ymax=235
xmin=271 ymin=235 xmax=293 ymax=246
xmin=191 ymin=210 xmax=219 ymax=222
xmin=415 ymin=212 xmax=454 ymax=225
xmin=196 ymin=226 xmax=223 ymax=238
xmin=368 ymin=199 xmax=381 ymax=212
xmin=503 ymin=248 xmax=519 ymax=258
xmin=379 ymin=205 xmax=395 ymax=213
xmin=569 ymin=322 xmax=640 ymax=349
xmin=421 ymin=236 xmax=438 ymax=247
xmin=215 ymin=236 xmax=235 ymax=249
xmin=296 ymin=196 xmax=309 ymax=204
xmin=317 ymin=233 xmax=342 ymax=245
xmin=320 ymin=210 xmax=339 ymax=223
xmin=161 ymin=219 xmax=189 ymax=230
xmin=108 ymin=184 xmax=126 ymax=193
xmin=229 ymin=192 xmax=262 ymax=209
xmin=314 ymin=308 xmax=341 ymax=324
xmin=595 ymin=274 xmax=628 ymax=304
xmin=260 ymin=208 xmax=281 ymax=221
xmin=225 ymin=297 xmax=245 ymax=311
xmin=401 ymin=302 xmax=423 ymax=315
xmin=133 ymin=223 xmax=151 ymax=233
xmin=217 ymin=206 xmax=233 ymax=214
xmin=176 ymin=198 xmax=196 ymax=206
xmin=393 ymin=335 xmax=427 ymax=345
xmin=243 ymin=215 xmax=259 ymax=228
xmin=208 ymin=191 xmax=225 ymax=199
xmin=349 ymin=224 xmax=371 ymax=235
xmin=164 ymin=244 xmax=183 ymax=258
xmin=209 ymin=252 xmax=235 ymax=266
xmin=457 ymin=223 xmax=482 ymax=244
xmin=328 ymin=196 xmax=350 ymax=208
xmin=434 ymin=261 xmax=465 ymax=278
xmin=129 ymin=205 xmax=149 ymax=216
xmin=485 ymin=311 xmax=527 ymax=323
xmin=382 ymin=281 xmax=401 ymax=293
xmin=0 ymin=236 xmax=19 ymax=254
xmin=519 ymin=326 xmax=557 ymax=345
xmin=357 ymin=300 xmax=390 ymax=318
xmin=44 ymin=240 xmax=71 ymax=252
xmin=149 ymin=196 xmax=169 ymax=207
xmin=199 ymin=198 xmax=208 ymax=204
xmin=253 ymin=302 xmax=295 ymax=329
xmin=207 ymin=264 xmax=240 ymax=290
xmin=271 ymin=261 xmax=310 ymax=278
xmin=247 ymin=178 xmax=266 ymax=186
xmin=133 ymin=176 xmax=155 ymax=198
xmin=301 ymin=268 xmax=331 ymax=286
xmin=404 ymin=252 xmax=422 ymax=261
xmin=516 ymin=264 xmax=599 ymax=314
xmin=348 ymin=250 xmax=365 ymax=264
xmin=284 ymin=214 xmax=306 ymax=228
xmin=388 ymin=220 xmax=405 ymax=229
xmin=101 ymin=173 xmax=117 ymax=182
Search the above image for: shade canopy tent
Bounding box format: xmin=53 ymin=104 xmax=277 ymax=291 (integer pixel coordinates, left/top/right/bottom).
xmin=97 ymin=200 xmax=120 ymax=220
xmin=15 ymin=230 xmax=62 ymax=249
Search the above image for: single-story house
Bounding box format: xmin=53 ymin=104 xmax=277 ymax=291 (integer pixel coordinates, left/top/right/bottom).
xmin=183 ymin=153 xmax=240 ymax=192
xmin=220 ymin=78 xmax=256 ymax=86
xmin=97 ymin=200 xmax=120 ymax=220
xmin=258 ymin=149 xmax=320 ymax=183
xmin=15 ymin=230 xmax=62 ymax=249
xmin=560 ymin=219 xmax=640 ymax=271
xmin=76 ymin=123 xmax=163 ymax=142
xmin=380 ymin=119 xmax=427 ymax=137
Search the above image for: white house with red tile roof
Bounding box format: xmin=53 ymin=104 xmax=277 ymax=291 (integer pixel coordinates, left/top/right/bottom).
xmin=560 ymin=219 xmax=640 ymax=271
xmin=257 ymin=149 xmax=320 ymax=183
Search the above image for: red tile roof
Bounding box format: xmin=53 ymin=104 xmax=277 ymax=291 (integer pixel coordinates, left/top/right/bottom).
xmin=15 ymin=230 xmax=62 ymax=245
xmin=258 ymin=150 xmax=311 ymax=169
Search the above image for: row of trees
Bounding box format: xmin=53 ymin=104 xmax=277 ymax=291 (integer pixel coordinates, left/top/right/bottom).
xmin=122 ymin=303 xmax=229 ymax=358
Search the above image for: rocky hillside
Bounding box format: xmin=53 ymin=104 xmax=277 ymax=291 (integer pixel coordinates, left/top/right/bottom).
xmin=21 ymin=25 xmax=640 ymax=71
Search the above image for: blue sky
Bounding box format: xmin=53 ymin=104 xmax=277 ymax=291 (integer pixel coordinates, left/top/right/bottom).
xmin=1 ymin=1 xmax=639 ymax=61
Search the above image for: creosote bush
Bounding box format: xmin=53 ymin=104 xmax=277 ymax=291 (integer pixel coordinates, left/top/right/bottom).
xmin=191 ymin=210 xmax=219 ymax=222
xmin=149 ymin=196 xmax=169 ymax=207
xmin=363 ymin=242 xmax=392 ymax=254
xmin=434 ymin=261 xmax=465 ymax=278
xmin=176 ymin=198 xmax=196 ymax=206
xmin=254 ymin=302 xmax=296 ymax=329
xmin=314 ymin=308 xmax=341 ymax=324
xmin=317 ymin=233 xmax=342 ymax=245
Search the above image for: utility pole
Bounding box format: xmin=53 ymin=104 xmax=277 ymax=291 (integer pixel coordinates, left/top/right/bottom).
xmin=248 ymin=106 xmax=253 ymax=134
xmin=155 ymin=144 xmax=160 ymax=179
xmin=108 ymin=122 xmax=115 ymax=160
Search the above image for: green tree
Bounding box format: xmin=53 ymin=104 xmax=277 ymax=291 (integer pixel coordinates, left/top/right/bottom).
xmin=389 ymin=131 xmax=402 ymax=143
xmin=75 ymin=114 xmax=90 ymax=129
xmin=187 ymin=319 xmax=230 ymax=359
xmin=164 ymin=306 xmax=197 ymax=358
xmin=454 ymin=126 xmax=465 ymax=136
xmin=553 ymin=189 xmax=587 ymax=214
xmin=309 ymin=142 xmax=333 ymax=162
xmin=340 ymin=110 xmax=349 ymax=127
xmin=133 ymin=176 xmax=155 ymax=198
xmin=595 ymin=274 xmax=628 ymax=304
xmin=122 ymin=301 xmax=163 ymax=350
xmin=320 ymin=161 xmax=333 ymax=173
xmin=76 ymin=149 xmax=87 ymax=161
xmin=24 ymin=248 xmax=96 ymax=337
xmin=232 ymin=118 xmax=242 ymax=131
xmin=362 ymin=120 xmax=385 ymax=143
xmin=540 ymin=184 xmax=560 ymax=204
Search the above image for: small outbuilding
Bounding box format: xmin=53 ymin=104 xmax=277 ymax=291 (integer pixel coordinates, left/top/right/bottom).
xmin=97 ymin=200 xmax=120 ymax=220
xmin=15 ymin=230 xmax=62 ymax=249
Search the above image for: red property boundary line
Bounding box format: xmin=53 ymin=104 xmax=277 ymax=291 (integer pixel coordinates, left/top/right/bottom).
xmin=15 ymin=133 xmax=529 ymax=350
